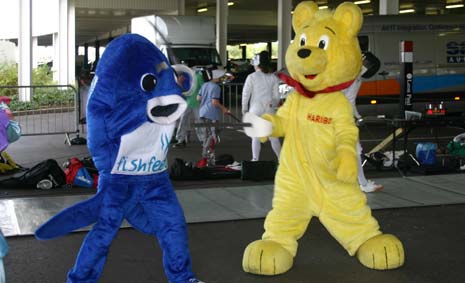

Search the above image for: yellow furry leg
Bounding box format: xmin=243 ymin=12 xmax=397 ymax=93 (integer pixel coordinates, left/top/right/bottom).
xmin=356 ymin=234 xmax=405 ymax=270
xmin=242 ymin=240 xmax=294 ymax=275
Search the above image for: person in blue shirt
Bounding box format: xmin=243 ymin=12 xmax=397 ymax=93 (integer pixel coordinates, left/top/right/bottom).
xmin=196 ymin=69 xmax=230 ymax=167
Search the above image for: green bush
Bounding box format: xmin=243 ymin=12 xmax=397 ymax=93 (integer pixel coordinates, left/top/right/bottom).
xmin=0 ymin=63 xmax=19 ymax=97
xmin=0 ymin=63 xmax=75 ymax=111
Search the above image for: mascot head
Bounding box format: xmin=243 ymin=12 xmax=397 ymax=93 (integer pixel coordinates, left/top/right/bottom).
xmin=89 ymin=33 xmax=187 ymax=126
xmin=286 ymin=1 xmax=363 ymax=93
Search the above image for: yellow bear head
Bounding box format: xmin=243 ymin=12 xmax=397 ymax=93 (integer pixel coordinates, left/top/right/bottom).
xmin=286 ymin=1 xmax=363 ymax=93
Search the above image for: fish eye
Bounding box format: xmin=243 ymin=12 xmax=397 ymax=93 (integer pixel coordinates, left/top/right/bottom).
xmin=318 ymin=35 xmax=330 ymax=50
xmin=140 ymin=73 xmax=157 ymax=92
xmin=299 ymin=33 xmax=307 ymax=47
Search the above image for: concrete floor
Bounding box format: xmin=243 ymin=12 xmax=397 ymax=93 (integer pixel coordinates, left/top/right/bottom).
xmin=1 ymin=117 xmax=465 ymax=283
xmin=3 ymin=204 xmax=465 ymax=283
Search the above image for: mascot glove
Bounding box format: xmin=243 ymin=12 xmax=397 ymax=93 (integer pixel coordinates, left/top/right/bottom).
xmin=242 ymin=112 xmax=272 ymax=138
xmin=334 ymin=150 xmax=358 ymax=183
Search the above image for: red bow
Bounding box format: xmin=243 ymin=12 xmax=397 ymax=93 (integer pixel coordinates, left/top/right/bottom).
xmin=277 ymin=73 xmax=354 ymax=99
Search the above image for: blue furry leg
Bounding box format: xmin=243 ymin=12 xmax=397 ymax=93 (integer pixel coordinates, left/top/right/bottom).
xmin=67 ymin=178 xmax=130 ymax=283
xmin=126 ymin=173 xmax=195 ymax=283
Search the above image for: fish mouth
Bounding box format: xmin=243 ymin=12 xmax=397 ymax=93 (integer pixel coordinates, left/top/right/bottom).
xmin=147 ymin=95 xmax=187 ymax=124
xmin=150 ymin=104 xmax=179 ymax=117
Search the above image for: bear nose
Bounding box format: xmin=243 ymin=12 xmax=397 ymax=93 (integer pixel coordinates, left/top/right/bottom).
xmin=298 ymin=48 xmax=312 ymax=58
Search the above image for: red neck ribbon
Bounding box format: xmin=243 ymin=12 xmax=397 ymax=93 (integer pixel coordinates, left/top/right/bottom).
xmin=277 ymin=73 xmax=354 ymax=99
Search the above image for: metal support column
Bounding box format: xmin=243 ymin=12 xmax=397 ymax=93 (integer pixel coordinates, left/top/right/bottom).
xmin=84 ymin=43 xmax=89 ymax=70
xmin=18 ymin=0 xmax=32 ymax=102
xmin=277 ymin=0 xmax=292 ymax=71
xmin=177 ymin=0 xmax=185 ymax=15
xmin=216 ymin=0 xmax=228 ymax=67
xmin=68 ymin=0 xmax=76 ymax=84
xmin=379 ymin=0 xmax=399 ymax=15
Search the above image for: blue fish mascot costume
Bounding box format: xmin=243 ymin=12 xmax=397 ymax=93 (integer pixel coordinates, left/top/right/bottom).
xmin=35 ymin=34 xmax=204 ymax=283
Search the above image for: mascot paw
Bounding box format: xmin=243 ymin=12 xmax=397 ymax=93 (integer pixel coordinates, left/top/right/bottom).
xmin=242 ymin=240 xmax=293 ymax=275
xmin=335 ymin=151 xmax=357 ymax=183
xmin=356 ymin=234 xmax=405 ymax=270
xmin=243 ymin=112 xmax=273 ymax=138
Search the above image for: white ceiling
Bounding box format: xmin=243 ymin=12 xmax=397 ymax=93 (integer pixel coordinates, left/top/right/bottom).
xmin=64 ymin=0 xmax=465 ymax=46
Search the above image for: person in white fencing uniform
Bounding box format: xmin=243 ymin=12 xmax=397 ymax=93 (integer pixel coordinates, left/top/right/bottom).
xmin=242 ymin=51 xmax=281 ymax=162
xmin=342 ymin=53 xmax=383 ymax=193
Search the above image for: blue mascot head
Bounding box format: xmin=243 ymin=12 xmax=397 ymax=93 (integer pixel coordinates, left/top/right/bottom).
xmin=86 ymin=34 xmax=187 ymax=173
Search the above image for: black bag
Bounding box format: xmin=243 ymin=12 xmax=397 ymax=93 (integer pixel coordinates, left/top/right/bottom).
xmin=0 ymin=159 xmax=66 ymax=189
xmin=241 ymin=160 xmax=277 ymax=181
xmin=215 ymin=154 xmax=235 ymax=166
xmin=169 ymin=158 xmax=200 ymax=180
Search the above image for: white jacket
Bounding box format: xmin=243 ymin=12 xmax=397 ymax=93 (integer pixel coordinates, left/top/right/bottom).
xmin=242 ymin=70 xmax=280 ymax=116
xmin=342 ymin=66 xmax=367 ymax=119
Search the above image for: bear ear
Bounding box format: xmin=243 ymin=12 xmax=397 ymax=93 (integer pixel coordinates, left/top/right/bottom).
xmin=333 ymin=2 xmax=363 ymax=37
xmin=292 ymin=1 xmax=319 ymax=32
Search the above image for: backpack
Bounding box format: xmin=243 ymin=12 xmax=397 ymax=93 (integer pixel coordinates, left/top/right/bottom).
xmin=0 ymin=159 xmax=66 ymax=189
xmin=169 ymin=158 xmax=200 ymax=180
xmin=64 ymin=157 xmax=97 ymax=188
xmin=241 ymin=160 xmax=277 ymax=181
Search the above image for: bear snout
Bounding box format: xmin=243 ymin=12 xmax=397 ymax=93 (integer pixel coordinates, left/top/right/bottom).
xmin=298 ymin=48 xmax=312 ymax=58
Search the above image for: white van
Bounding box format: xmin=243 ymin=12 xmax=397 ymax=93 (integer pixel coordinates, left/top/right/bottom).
xmin=131 ymin=15 xmax=223 ymax=68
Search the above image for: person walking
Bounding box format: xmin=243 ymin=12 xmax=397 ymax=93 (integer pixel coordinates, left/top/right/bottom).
xmin=242 ymin=51 xmax=281 ymax=161
xmin=196 ymin=69 xmax=230 ymax=167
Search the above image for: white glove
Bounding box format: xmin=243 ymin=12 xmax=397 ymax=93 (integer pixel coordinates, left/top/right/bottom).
xmin=242 ymin=112 xmax=272 ymax=138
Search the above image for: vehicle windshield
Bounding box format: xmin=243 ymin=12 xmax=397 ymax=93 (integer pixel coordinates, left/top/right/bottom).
xmin=169 ymin=47 xmax=222 ymax=67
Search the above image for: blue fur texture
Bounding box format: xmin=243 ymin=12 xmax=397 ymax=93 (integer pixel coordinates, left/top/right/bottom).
xmin=35 ymin=34 xmax=199 ymax=283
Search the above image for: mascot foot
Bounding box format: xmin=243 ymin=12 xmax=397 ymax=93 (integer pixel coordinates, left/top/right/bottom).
xmin=356 ymin=234 xmax=405 ymax=270
xmin=242 ymin=240 xmax=293 ymax=275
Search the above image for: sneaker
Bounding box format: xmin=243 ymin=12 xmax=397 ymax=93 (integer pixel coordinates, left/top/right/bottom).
xmin=195 ymin=158 xmax=208 ymax=168
xmin=188 ymin=279 xmax=205 ymax=283
xmin=360 ymin=180 xmax=384 ymax=193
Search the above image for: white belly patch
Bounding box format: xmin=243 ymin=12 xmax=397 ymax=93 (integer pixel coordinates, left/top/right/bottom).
xmin=111 ymin=122 xmax=174 ymax=175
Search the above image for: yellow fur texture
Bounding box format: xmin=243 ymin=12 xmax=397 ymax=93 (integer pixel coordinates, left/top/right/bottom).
xmin=242 ymin=1 xmax=404 ymax=275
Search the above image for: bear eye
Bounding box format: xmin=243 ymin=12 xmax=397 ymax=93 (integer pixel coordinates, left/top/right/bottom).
xmin=140 ymin=73 xmax=157 ymax=92
xmin=318 ymin=35 xmax=330 ymax=50
xmin=299 ymin=33 xmax=307 ymax=47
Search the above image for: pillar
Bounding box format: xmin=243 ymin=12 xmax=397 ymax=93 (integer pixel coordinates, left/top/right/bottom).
xmin=177 ymin=0 xmax=185 ymax=15
xmin=216 ymin=0 xmax=228 ymax=67
xmin=277 ymin=0 xmax=292 ymax=71
xmin=18 ymin=0 xmax=32 ymax=101
xmin=379 ymin=0 xmax=399 ymax=15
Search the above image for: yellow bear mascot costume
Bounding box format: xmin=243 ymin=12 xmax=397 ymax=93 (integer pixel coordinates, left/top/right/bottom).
xmin=242 ymin=1 xmax=404 ymax=275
